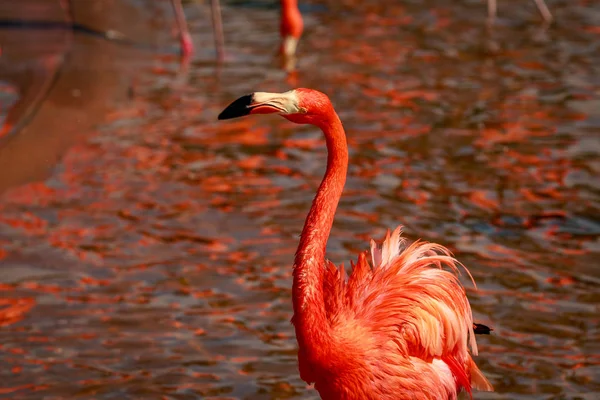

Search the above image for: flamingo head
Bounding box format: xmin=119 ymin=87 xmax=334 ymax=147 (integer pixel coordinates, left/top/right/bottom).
xmin=217 ymin=89 xmax=334 ymax=126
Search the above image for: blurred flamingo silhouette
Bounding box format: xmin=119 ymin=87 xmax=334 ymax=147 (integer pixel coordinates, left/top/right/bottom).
xmin=218 ymin=89 xmax=493 ymax=399
xmin=487 ymin=0 xmax=552 ymax=26
xmin=280 ymin=0 xmax=303 ymax=72
xmin=280 ymin=0 xmax=303 ymax=58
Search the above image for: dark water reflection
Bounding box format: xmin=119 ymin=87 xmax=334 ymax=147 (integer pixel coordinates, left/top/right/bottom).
xmin=1 ymin=0 xmax=599 ymax=399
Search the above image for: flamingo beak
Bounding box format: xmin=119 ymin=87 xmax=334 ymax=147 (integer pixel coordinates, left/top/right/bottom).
xmin=218 ymin=91 xmax=301 ymax=120
xmin=218 ymin=94 xmax=255 ymax=120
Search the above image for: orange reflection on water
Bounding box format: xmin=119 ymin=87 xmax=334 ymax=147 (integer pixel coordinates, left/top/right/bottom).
xmin=0 ymin=297 xmax=35 ymax=327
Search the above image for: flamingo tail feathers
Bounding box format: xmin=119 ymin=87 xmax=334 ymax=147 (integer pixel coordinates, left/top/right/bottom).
xmin=469 ymin=357 xmax=494 ymax=392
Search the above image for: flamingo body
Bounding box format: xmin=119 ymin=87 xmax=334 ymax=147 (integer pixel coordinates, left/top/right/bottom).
xmin=297 ymin=227 xmax=493 ymax=399
xmin=218 ymin=89 xmax=493 ymax=399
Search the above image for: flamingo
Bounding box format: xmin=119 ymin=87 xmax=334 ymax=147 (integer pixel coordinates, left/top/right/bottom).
xmin=487 ymin=0 xmax=553 ymax=26
xmin=280 ymin=0 xmax=304 ymax=68
xmin=218 ymin=88 xmax=494 ymax=399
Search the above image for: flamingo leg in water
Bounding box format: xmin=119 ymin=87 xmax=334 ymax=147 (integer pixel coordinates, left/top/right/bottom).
xmin=171 ymin=0 xmax=194 ymax=58
xmin=487 ymin=0 xmax=552 ymax=26
xmin=487 ymin=0 xmax=497 ymax=27
xmin=533 ymin=0 xmax=553 ymax=23
xmin=210 ymin=0 xmax=225 ymax=62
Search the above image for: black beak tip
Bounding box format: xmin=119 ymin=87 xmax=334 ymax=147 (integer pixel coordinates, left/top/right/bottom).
xmin=217 ymin=94 xmax=254 ymax=120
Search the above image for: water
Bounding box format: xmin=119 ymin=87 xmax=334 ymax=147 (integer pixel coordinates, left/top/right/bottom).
xmin=1 ymin=0 xmax=599 ymax=398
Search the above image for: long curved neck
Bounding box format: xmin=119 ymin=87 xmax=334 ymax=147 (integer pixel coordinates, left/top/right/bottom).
xmin=292 ymin=112 xmax=348 ymax=358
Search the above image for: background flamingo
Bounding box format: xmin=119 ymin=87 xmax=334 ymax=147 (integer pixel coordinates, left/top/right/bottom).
xmin=218 ymin=88 xmax=493 ymax=399
xmin=280 ymin=0 xmax=303 ymax=59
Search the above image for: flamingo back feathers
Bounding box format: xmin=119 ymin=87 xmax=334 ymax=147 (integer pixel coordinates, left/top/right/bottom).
xmin=320 ymin=226 xmax=492 ymax=397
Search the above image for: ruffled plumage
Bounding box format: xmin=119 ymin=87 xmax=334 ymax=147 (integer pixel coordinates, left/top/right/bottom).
xmin=313 ymin=226 xmax=493 ymax=399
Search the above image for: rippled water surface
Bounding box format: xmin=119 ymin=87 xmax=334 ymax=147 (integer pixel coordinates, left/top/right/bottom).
xmin=1 ymin=0 xmax=599 ymax=399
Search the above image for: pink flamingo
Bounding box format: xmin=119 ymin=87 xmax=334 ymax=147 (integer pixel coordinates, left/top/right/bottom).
xmin=280 ymin=0 xmax=303 ymax=59
xmin=218 ymin=89 xmax=494 ymax=399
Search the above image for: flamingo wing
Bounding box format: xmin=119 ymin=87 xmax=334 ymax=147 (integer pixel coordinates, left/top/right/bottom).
xmin=321 ymin=226 xmax=493 ymax=396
